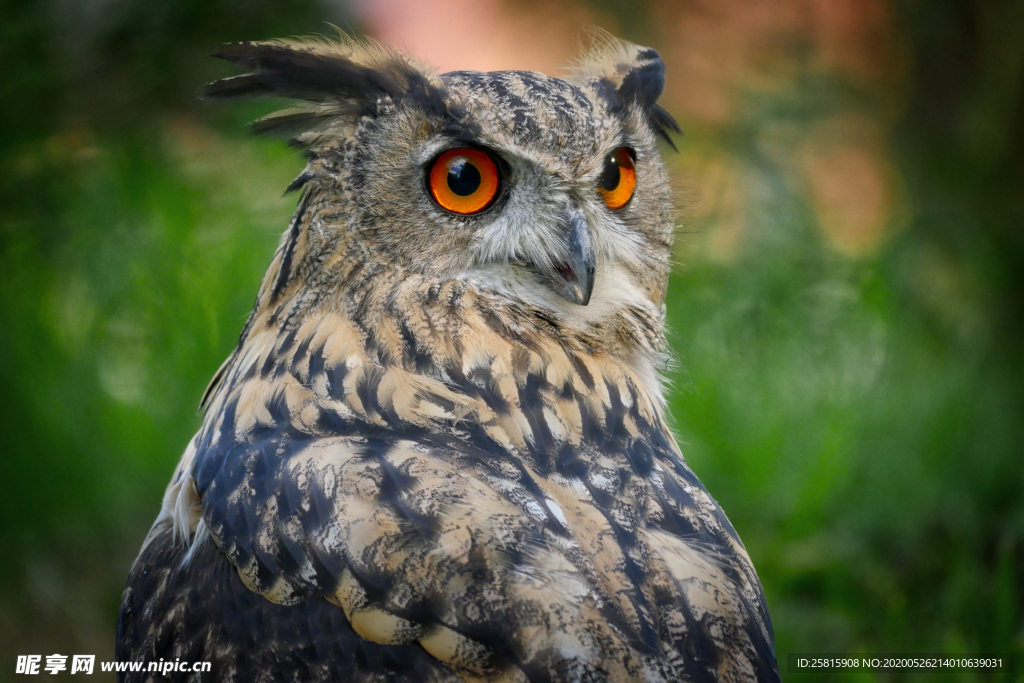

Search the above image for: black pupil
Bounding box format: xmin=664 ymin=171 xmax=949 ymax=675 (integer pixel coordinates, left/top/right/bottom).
xmin=447 ymin=158 xmax=482 ymax=196
xmin=598 ymin=155 xmax=621 ymax=191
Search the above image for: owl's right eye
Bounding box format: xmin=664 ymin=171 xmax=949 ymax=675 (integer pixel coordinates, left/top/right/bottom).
xmin=428 ymin=148 xmax=501 ymax=215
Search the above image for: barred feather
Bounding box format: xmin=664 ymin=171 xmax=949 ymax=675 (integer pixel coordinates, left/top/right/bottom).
xmin=118 ymin=32 xmax=775 ymax=683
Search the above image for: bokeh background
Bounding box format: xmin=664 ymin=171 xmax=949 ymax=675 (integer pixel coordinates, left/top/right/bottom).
xmin=2 ymin=0 xmax=1022 ymax=680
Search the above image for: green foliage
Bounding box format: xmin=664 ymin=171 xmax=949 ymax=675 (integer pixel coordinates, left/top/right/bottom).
xmin=663 ymin=2 xmax=1024 ymax=678
xmin=0 ymin=0 xmax=1020 ymax=680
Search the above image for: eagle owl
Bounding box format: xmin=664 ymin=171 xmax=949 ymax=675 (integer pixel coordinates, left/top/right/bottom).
xmin=117 ymin=33 xmax=781 ymax=683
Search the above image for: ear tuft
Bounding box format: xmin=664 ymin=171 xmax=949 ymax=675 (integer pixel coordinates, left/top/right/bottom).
xmin=203 ymin=37 xmax=449 ymax=149
xmin=617 ymin=49 xmax=666 ymax=106
xmin=570 ymin=29 xmax=681 ymax=150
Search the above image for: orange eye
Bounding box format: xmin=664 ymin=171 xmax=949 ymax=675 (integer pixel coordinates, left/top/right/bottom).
xmin=597 ymin=147 xmax=636 ymax=210
xmin=428 ymin=148 xmax=501 ymax=215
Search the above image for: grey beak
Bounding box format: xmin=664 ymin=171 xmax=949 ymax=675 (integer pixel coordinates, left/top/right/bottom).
xmin=544 ymin=209 xmax=596 ymax=306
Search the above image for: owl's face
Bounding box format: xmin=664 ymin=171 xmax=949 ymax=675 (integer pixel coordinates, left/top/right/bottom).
xmin=210 ymin=36 xmax=679 ymax=318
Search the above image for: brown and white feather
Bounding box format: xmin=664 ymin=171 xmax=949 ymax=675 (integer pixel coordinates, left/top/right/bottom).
xmin=116 ymin=32 xmax=779 ymax=683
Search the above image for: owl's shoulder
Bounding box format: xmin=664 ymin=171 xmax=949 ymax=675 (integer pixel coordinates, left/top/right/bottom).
xmin=116 ymin=518 xmax=458 ymax=682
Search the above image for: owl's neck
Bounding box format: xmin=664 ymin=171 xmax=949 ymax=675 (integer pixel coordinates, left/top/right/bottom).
xmin=198 ymin=231 xmax=671 ymax=459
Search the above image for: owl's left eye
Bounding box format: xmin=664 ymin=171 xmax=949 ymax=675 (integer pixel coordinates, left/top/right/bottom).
xmin=428 ymin=148 xmax=501 ymax=215
xmin=597 ymin=147 xmax=636 ymax=210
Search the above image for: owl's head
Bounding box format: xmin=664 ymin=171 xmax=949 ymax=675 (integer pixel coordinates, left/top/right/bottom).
xmin=208 ymin=32 xmax=678 ymax=331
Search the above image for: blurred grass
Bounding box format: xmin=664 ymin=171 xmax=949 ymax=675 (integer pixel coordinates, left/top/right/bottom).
xmin=1 ymin=0 xmax=1021 ymax=680
xmin=0 ymin=115 xmax=304 ymax=662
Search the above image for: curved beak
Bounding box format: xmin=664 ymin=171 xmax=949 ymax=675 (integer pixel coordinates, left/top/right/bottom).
xmin=541 ymin=209 xmax=596 ymax=306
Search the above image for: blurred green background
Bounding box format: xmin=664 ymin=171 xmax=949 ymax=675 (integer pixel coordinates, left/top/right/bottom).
xmin=1 ymin=0 xmax=1021 ymax=680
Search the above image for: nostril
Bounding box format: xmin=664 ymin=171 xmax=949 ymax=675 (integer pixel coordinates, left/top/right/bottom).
xmin=555 ymin=263 xmax=576 ymax=282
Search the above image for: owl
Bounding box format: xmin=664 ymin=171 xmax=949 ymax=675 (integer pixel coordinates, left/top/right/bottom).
xmin=116 ymin=32 xmax=781 ymax=683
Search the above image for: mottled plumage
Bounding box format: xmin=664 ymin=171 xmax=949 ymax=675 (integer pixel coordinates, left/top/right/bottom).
xmin=117 ymin=32 xmax=780 ymax=682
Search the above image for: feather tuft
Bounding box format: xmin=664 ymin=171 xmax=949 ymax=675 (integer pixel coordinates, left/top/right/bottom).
xmin=568 ymin=27 xmax=682 ymax=150
xmin=203 ymin=36 xmax=450 ymax=148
